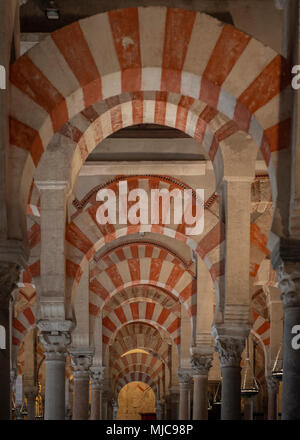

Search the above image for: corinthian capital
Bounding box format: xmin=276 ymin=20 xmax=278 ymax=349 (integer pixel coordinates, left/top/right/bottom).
xmin=40 ymin=331 xmax=71 ymax=361
xmin=191 ymin=354 xmax=213 ymax=375
xmin=90 ymin=366 xmax=106 ymax=388
xmin=215 ymin=336 xmax=245 ymax=368
xmin=70 ymin=348 xmax=93 ymax=378
xmin=277 ymin=263 xmax=300 ymax=307
xmin=177 ymin=369 xmax=193 ymax=386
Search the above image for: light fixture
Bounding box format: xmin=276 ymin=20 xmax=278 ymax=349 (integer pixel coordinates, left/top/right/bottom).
xmin=46 ymin=1 xmax=59 ymax=20
xmin=213 ymin=382 xmax=222 ymax=406
xmin=272 ymin=343 xmax=283 ymax=381
xmin=241 ymin=338 xmax=259 ymax=398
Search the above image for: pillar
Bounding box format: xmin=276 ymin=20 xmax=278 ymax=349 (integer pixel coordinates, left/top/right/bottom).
xmin=101 ymin=388 xmax=108 ymax=420
xmin=40 ymin=330 xmax=70 ymax=420
xmin=113 ymin=401 xmax=118 ymax=420
xmin=71 ymin=350 xmax=92 ymax=420
xmin=165 ymin=389 xmax=179 ymax=420
xmin=0 ymin=262 xmax=20 ymax=420
xmin=25 ymin=389 xmax=36 ymax=420
xmin=215 ymin=336 xmax=245 ymax=420
xmin=277 ymin=265 xmax=300 ymax=419
xmin=90 ymin=366 xmax=105 ymax=420
xmin=243 ymin=398 xmax=254 ymax=420
xmin=178 ymin=369 xmax=192 ymax=420
xmin=191 ymin=353 xmax=213 ymax=420
xmin=266 ymin=375 xmax=279 ymax=420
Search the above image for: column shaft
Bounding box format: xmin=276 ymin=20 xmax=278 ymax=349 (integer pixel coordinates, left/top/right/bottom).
xmin=44 ymin=358 xmax=66 ymax=420
xmin=0 ymin=302 xmax=10 ymax=420
xmin=91 ymin=385 xmax=100 ymax=420
xmin=282 ymin=306 xmax=300 ymax=419
xmin=221 ymin=366 xmax=241 ymax=420
xmin=26 ymin=392 xmax=36 ymax=420
xmin=179 ymin=384 xmax=190 ymax=420
xmin=243 ymin=398 xmax=254 ymax=420
xmin=193 ymin=374 xmax=208 ymax=420
xmin=73 ymin=372 xmax=90 ymax=420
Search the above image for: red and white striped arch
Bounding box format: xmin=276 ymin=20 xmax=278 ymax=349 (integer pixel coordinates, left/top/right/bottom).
xmin=89 ymin=258 xmax=194 ymax=314
xmin=11 ymin=7 xmax=290 ymax=217
xmin=110 ymin=321 xmax=169 ymax=359
xmin=116 ymin=372 xmax=157 ymax=395
xmin=12 ymin=304 xmax=36 ymax=363
xmin=252 ymin=311 xmax=270 ymax=347
xmin=102 ymin=301 xmax=181 ymax=347
xmin=91 ymin=241 xmax=194 ymax=279
xmin=102 ymin=285 xmax=179 ymax=313
xmin=113 ymin=363 xmax=162 ymax=388
xmin=111 ymin=352 xmax=163 ymax=377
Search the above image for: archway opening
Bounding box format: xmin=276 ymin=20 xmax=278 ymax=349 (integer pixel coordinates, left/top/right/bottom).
xmin=117 ymin=381 xmax=156 ymax=420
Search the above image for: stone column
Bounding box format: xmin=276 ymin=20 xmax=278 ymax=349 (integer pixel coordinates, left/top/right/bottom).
xmin=113 ymin=400 xmax=118 ymax=420
xmin=243 ymin=398 xmax=254 ymax=420
xmin=156 ymin=400 xmax=164 ymax=420
xmin=70 ymin=350 xmax=92 ymax=420
xmin=40 ymin=330 xmax=71 ymax=420
xmin=165 ymin=389 xmax=179 ymax=420
xmin=90 ymin=366 xmax=105 ymax=420
xmin=178 ymin=369 xmax=192 ymax=420
xmin=101 ymin=388 xmax=108 ymax=420
xmin=191 ymin=352 xmax=213 ymax=420
xmin=215 ymin=336 xmax=245 ymax=420
xmin=266 ymin=375 xmax=279 ymax=420
xmin=277 ymin=265 xmax=300 ymax=419
xmin=24 ymin=388 xmax=36 ymax=420
xmin=0 ymin=262 xmax=20 ymax=420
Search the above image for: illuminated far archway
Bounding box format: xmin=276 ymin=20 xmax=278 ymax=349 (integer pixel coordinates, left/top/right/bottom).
xmin=117 ymin=381 xmax=156 ymax=421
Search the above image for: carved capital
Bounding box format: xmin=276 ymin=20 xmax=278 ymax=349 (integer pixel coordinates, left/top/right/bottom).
xmin=90 ymin=366 xmax=105 ymax=387
xmin=276 ymin=263 xmax=300 ymax=307
xmin=191 ymin=354 xmax=213 ymax=375
xmin=0 ymin=262 xmax=20 ymax=305
xmin=215 ymin=336 xmax=245 ymax=368
xmin=70 ymin=349 xmax=93 ymax=379
xmin=40 ymin=331 xmax=71 ymax=361
xmin=177 ymin=369 xmax=193 ymax=386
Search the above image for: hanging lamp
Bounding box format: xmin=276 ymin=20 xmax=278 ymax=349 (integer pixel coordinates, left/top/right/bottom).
xmin=241 ymin=338 xmax=259 ymax=398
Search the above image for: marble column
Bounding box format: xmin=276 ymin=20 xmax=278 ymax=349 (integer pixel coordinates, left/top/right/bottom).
xmin=90 ymin=366 xmax=105 ymax=420
xmin=71 ymin=351 xmax=92 ymax=420
xmin=40 ymin=331 xmax=70 ymax=420
xmin=215 ymin=336 xmax=245 ymax=420
xmin=191 ymin=353 xmax=213 ymax=420
xmin=266 ymin=375 xmax=279 ymax=420
xmin=277 ymin=265 xmax=300 ymax=420
xmin=0 ymin=262 xmax=20 ymax=420
xmin=178 ymin=369 xmax=192 ymax=420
